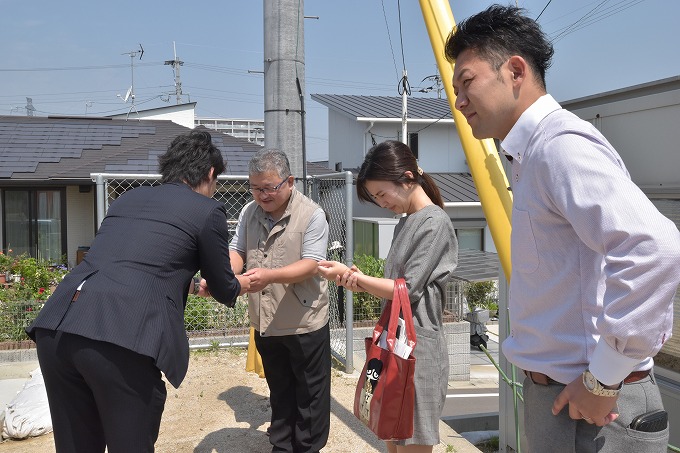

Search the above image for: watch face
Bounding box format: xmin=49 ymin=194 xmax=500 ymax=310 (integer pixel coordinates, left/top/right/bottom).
xmin=584 ymin=371 xmax=597 ymax=391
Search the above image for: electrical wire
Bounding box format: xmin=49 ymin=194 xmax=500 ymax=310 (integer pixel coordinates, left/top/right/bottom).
xmin=551 ymin=0 xmax=610 ymax=42
xmin=397 ymin=0 xmax=407 ymax=72
xmin=380 ymin=0 xmax=400 ymax=85
xmin=0 ymin=62 xmax=163 ymax=72
xmin=536 ymin=0 xmax=553 ymax=21
xmin=396 ymin=0 xmax=411 ymax=97
xmin=549 ymin=0 xmax=644 ymax=43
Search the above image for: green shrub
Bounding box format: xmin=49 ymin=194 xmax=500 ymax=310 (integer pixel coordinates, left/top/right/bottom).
xmin=184 ymin=295 xmax=249 ymax=333
xmin=352 ymin=254 xmax=385 ymax=321
xmin=184 ymin=295 xmax=219 ymax=332
xmin=465 ymin=280 xmax=497 ymax=311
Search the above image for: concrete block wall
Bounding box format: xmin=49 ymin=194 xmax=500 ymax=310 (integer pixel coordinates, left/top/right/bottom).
xmin=353 ymin=321 xmax=470 ymax=381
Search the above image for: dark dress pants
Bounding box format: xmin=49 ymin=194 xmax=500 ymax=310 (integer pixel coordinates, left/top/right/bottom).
xmin=255 ymin=323 xmax=331 ymax=453
xmin=35 ymin=329 xmax=167 ymax=453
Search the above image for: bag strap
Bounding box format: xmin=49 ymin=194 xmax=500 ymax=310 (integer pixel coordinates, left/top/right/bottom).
xmin=391 ymin=278 xmax=417 ymax=351
xmin=372 ymin=278 xmax=417 ymax=354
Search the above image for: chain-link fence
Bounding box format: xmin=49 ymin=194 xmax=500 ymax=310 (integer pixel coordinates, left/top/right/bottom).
xmin=92 ymin=172 xmax=355 ymax=369
xmin=0 ymin=300 xmax=42 ymax=346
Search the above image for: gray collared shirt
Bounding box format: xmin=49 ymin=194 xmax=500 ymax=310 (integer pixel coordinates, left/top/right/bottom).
xmin=500 ymin=94 xmax=680 ymax=385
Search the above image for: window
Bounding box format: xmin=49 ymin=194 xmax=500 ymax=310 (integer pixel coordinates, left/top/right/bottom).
xmin=2 ymin=188 xmax=66 ymax=262
xmin=455 ymin=228 xmax=484 ymax=251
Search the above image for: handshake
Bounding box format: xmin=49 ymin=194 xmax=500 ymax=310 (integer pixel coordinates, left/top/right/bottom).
xmin=192 ymin=273 xmax=252 ymax=298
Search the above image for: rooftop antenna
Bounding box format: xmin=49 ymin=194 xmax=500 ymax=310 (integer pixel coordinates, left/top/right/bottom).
xmin=25 ymin=97 xmax=35 ymax=116
xmin=120 ymin=43 xmax=144 ymax=120
xmin=164 ymin=41 xmax=184 ymax=105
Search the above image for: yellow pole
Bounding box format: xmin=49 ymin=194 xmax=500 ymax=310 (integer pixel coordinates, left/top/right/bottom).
xmin=419 ymin=0 xmax=513 ymax=280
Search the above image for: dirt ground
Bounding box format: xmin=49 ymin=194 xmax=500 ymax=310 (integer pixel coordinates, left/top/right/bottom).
xmin=0 ymin=348 xmax=474 ymax=453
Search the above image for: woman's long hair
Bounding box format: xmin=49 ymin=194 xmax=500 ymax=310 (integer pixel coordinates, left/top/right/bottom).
xmin=356 ymin=140 xmax=443 ymax=208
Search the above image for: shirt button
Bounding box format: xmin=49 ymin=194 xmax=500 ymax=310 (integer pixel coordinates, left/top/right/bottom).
xmin=261 ymin=291 xmax=265 ymax=295
xmin=264 ymin=253 xmax=267 ymax=258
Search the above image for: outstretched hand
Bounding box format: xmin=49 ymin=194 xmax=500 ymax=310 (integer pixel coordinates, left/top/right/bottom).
xmin=318 ymin=260 xmax=364 ymax=292
xmin=235 ymin=274 xmax=251 ymax=296
xmin=318 ymin=260 xmax=350 ymax=280
xmin=552 ymin=375 xmax=619 ymax=426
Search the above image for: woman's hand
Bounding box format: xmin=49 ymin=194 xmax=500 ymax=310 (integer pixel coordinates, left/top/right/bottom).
xmin=319 ymin=261 xmax=365 ymax=291
xmin=318 ymin=260 xmax=350 ymax=281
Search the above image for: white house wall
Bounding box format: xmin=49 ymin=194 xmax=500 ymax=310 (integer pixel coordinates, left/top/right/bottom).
xmin=327 ymin=111 xmax=366 ymax=170
xmin=565 ymin=88 xmax=680 ymax=188
xmin=66 ymin=186 xmax=96 ymax=268
xmin=416 ymin=126 xmax=467 ymax=173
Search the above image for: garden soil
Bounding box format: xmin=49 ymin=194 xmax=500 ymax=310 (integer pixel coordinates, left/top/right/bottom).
xmin=0 ymin=349 xmax=478 ymax=453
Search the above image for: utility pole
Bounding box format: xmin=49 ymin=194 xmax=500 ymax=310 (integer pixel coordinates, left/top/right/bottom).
xmin=164 ymin=42 xmax=184 ymax=105
xmin=401 ymin=70 xmax=408 ymax=144
xmin=263 ymin=0 xmax=306 ymax=190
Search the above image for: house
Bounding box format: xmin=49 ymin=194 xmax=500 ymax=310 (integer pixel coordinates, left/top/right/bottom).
xmin=0 ymin=116 xmax=264 ymax=268
xmin=311 ymin=94 xmax=493 ymax=255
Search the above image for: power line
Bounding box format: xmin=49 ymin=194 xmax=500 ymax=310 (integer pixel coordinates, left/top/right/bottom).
xmin=536 ymin=0 xmax=553 ymax=21
xmin=380 ymin=0 xmax=400 ymax=84
xmin=0 ymin=62 xmax=162 ymax=72
xmin=549 ymin=0 xmax=644 ymax=43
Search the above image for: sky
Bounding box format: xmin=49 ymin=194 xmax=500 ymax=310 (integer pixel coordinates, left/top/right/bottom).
xmin=2 ymin=0 xmax=679 ymax=163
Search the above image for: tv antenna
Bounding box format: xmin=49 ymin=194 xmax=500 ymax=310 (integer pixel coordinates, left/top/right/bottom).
xmin=119 ymin=43 xmax=144 ymax=120
xmin=164 ymin=41 xmax=184 ymax=105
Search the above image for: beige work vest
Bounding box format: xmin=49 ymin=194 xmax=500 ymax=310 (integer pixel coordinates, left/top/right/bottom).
xmin=244 ymin=189 xmax=329 ymax=336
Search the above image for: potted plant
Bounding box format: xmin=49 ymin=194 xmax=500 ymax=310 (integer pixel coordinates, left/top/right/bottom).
xmin=0 ymin=249 xmax=15 ymax=284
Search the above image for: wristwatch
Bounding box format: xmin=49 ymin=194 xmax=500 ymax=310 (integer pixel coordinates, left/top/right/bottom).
xmin=192 ymin=277 xmax=201 ymax=295
xmin=582 ymin=369 xmax=622 ymax=397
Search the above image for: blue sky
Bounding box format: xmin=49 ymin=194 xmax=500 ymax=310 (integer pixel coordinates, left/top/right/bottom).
xmin=2 ymin=0 xmax=678 ymax=162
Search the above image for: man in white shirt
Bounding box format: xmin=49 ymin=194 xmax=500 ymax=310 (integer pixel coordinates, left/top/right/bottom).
xmin=445 ymin=5 xmax=680 ymax=452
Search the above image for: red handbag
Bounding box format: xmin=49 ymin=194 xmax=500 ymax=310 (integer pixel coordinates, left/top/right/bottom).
xmin=353 ymin=278 xmax=417 ymax=440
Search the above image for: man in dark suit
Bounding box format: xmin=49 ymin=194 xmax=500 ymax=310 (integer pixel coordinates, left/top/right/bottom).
xmin=27 ymin=130 xmax=249 ymax=453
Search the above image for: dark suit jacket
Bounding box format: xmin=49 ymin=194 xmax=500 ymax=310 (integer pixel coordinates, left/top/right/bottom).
xmin=27 ymin=182 xmax=240 ymax=387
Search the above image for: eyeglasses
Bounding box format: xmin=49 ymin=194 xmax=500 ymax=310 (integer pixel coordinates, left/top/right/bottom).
xmin=248 ymin=176 xmax=290 ymax=196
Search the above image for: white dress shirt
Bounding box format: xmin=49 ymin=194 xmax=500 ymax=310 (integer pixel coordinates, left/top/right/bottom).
xmin=500 ymin=94 xmax=680 ymax=385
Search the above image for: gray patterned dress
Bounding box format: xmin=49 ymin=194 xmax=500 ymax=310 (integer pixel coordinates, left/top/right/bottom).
xmin=383 ymin=204 xmax=458 ymax=446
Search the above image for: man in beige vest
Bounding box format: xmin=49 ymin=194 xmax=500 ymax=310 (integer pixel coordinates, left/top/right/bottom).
xmin=229 ymin=149 xmax=330 ymax=453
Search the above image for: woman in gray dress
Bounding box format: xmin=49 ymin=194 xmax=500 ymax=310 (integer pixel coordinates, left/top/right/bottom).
xmin=319 ymin=140 xmax=458 ymax=452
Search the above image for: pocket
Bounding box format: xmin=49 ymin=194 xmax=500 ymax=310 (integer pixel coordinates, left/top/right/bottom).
xmin=412 ymin=325 xmax=441 ymax=402
xmin=511 ymin=208 xmax=540 ymax=274
xmin=292 ymin=282 xmax=321 ymax=308
xmin=623 ymin=425 xmax=669 ymax=451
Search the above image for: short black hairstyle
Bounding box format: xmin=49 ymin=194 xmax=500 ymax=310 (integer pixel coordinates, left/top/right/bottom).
xmin=158 ymin=130 xmax=225 ymax=188
xmin=445 ymin=4 xmax=554 ymax=89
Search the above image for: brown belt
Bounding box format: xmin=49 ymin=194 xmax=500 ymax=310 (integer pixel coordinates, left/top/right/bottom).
xmin=524 ymin=369 xmax=651 ymax=386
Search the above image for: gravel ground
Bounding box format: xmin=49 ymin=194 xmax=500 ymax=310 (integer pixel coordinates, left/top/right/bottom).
xmin=0 ymin=348 xmax=479 ymax=453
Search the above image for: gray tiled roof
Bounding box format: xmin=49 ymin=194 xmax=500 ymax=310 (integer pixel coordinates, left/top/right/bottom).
xmin=0 ymin=117 xmax=265 ymax=182
xmin=430 ymin=172 xmax=479 ymax=203
xmin=310 ymin=94 xmax=453 ymax=121
xmin=454 ymin=248 xmax=500 ymax=282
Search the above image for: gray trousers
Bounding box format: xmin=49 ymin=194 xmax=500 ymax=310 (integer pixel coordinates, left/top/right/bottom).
xmin=523 ymin=373 xmax=668 ymax=453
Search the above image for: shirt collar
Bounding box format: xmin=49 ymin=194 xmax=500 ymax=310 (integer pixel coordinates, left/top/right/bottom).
xmin=500 ymin=94 xmax=561 ymax=162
